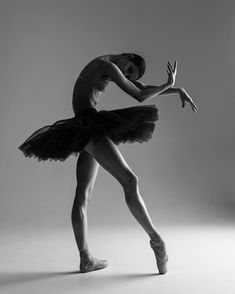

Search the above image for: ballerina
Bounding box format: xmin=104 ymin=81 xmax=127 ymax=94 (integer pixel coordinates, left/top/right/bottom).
xmin=18 ymin=53 xmax=198 ymax=274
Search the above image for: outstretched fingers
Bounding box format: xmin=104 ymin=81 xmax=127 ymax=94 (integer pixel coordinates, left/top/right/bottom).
xmin=191 ymin=102 xmax=199 ymax=113
xmin=174 ymin=61 xmax=177 ymax=72
xmin=168 ymin=61 xmax=177 ymax=73
xmin=167 ymin=62 xmax=173 ymax=72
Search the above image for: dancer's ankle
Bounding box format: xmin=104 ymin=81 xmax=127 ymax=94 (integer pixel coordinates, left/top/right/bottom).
xmin=148 ymin=231 xmax=163 ymax=243
xmin=80 ymin=249 xmax=92 ymax=260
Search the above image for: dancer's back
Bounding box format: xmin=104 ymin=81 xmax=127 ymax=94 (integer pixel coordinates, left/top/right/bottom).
xmin=72 ymin=56 xmax=111 ymax=115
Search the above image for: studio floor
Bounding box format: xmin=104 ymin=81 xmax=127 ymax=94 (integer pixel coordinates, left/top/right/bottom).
xmin=0 ymin=224 xmax=234 ymax=294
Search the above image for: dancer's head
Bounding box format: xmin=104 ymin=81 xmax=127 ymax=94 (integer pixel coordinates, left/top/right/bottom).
xmin=115 ymin=53 xmax=146 ymax=81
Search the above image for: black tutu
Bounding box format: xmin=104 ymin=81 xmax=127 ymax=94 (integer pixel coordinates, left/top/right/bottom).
xmin=18 ymin=104 xmax=159 ymax=162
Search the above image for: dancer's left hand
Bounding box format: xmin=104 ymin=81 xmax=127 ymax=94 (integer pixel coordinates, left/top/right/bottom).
xmin=179 ymin=88 xmax=199 ymax=113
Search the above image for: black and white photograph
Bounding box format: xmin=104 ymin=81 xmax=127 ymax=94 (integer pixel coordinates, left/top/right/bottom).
xmin=0 ymin=0 xmax=234 ymax=293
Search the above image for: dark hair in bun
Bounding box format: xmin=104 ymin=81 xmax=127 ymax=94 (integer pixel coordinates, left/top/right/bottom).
xmin=122 ymin=53 xmax=146 ymax=80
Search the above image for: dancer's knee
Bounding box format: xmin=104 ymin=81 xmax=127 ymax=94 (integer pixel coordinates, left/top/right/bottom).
xmin=122 ymin=172 xmax=138 ymax=193
xmin=75 ymin=187 xmax=92 ymax=206
xmin=84 ymin=135 xmax=138 ymax=193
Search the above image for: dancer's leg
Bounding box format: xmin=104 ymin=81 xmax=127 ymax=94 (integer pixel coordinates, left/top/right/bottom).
xmin=84 ymin=136 xmax=163 ymax=242
xmin=71 ymin=150 xmax=99 ymax=260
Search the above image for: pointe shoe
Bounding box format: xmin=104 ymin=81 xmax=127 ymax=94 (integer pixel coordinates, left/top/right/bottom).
xmin=80 ymin=256 xmax=109 ymax=273
xmin=150 ymin=239 xmax=168 ymax=274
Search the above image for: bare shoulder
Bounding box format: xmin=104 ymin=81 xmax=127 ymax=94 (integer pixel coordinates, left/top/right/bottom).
xmin=99 ymin=58 xmax=122 ymax=79
xmin=78 ymin=56 xmax=107 ymax=77
xmin=86 ymin=55 xmax=119 ymax=79
xmin=78 ymin=55 xmax=122 ymax=82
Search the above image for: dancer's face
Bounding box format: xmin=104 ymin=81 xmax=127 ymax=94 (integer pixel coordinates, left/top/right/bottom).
xmin=116 ymin=57 xmax=139 ymax=81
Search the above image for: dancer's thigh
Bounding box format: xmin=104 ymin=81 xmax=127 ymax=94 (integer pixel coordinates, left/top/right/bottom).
xmin=84 ymin=136 xmax=137 ymax=187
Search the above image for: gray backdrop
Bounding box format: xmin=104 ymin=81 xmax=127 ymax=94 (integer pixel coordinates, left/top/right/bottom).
xmin=1 ymin=0 xmax=234 ymax=230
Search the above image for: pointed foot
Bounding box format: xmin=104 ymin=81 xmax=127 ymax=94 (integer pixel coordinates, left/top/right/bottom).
xmin=80 ymin=256 xmax=109 ymax=273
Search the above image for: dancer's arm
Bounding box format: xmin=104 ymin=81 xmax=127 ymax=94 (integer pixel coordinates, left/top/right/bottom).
xmin=133 ymin=81 xmax=199 ymax=112
xmin=105 ymin=61 xmax=176 ymax=102
xmin=133 ymin=81 xmax=181 ymax=96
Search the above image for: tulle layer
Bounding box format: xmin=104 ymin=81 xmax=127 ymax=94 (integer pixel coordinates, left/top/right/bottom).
xmin=18 ymin=104 xmax=159 ymax=162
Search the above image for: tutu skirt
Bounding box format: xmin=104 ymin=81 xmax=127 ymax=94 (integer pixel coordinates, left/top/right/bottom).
xmin=18 ymin=104 xmax=159 ymax=162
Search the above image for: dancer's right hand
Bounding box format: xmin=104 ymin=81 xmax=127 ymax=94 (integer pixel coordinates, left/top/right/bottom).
xmin=167 ymin=61 xmax=177 ymax=87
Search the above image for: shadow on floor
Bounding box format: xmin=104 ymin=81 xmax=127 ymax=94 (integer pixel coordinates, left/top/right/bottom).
xmin=0 ymin=270 xmax=159 ymax=288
